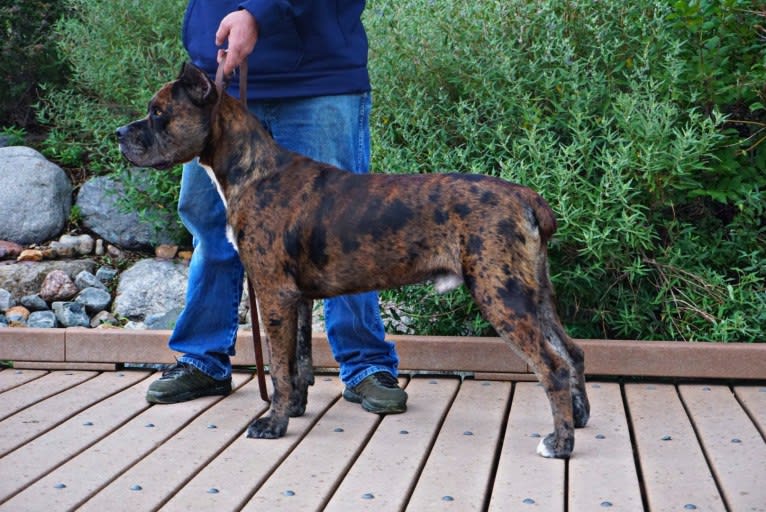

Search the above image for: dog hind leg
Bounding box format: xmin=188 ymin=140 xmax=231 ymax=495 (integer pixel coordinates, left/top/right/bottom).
xmin=507 ymin=320 xmax=576 ymax=458
xmin=530 ymin=341 xmax=576 ymax=458
xmin=535 ymin=250 xmax=590 ymax=428
xmin=468 ymin=273 xmax=576 ymax=458
xmin=541 ymin=311 xmax=590 ymax=428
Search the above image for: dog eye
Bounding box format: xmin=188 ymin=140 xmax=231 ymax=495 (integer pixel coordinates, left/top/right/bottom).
xmin=151 ymin=108 xmax=163 ymax=118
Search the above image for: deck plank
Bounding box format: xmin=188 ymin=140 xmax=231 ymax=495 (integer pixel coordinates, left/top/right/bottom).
xmin=0 ymin=368 xmax=47 ymax=393
xmin=0 ymin=373 xmax=251 ymax=512
xmin=679 ymin=385 xmax=766 ymax=512
xmin=406 ymin=379 xmax=511 ymax=511
xmin=324 ymin=377 xmax=460 ymax=511
xmin=0 ymin=366 xmax=763 ymax=511
xmin=0 ymin=372 xmax=152 ymax=502
xmin=0 ymin=371 xmax=148 ymax=457
xmin=0 ymin=370 xmax=96 ymax=421
xmin=625 ymin=383 xmax=725 ymax=512
xmin=734 ymin=385 xmax=766 ymax=437
xmin=568 ymin=382 xmax=643 ymax=511
xmin=488 ymin=382 xmax=565 ymax=511
xmin=78 ymin=375 xmax=271 ymax=511
xmin=159 ymin=376 xmax=341 ymax=511
xmin=241 ymin=378 xmax=408 ymax=511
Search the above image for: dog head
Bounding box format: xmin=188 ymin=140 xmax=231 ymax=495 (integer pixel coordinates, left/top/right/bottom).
xmin=116 ymin=62 xmax=218 ymax=169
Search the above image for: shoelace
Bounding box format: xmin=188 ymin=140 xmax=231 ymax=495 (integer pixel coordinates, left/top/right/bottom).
xmin=372 ymin=372 xmax=399 ymax=388
xmin=160 ymin=362 xmax=190 ymax=379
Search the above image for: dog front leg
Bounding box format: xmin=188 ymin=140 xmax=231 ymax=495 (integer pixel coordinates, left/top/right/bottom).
xmin=289 ymin=298 xmax=314 ymax=417
xmin=247 ymin=301 xmax=298 ymax=439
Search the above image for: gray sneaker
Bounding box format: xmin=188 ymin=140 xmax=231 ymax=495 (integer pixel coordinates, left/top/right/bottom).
xmin=343 ymin=371 xmax=407 ymax=414
xmin=146 ymin=362 xmax=232 ymax=404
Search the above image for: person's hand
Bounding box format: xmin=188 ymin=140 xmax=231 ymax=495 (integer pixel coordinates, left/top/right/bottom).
xmin=216 ymin=10 xmax=258 ymax=76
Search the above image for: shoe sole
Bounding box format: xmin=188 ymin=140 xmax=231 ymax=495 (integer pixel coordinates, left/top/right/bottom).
xmin=343 ymin=389 xmax=407 ymax=414
xmin=146 ymin=386 xmax=231 ymax=404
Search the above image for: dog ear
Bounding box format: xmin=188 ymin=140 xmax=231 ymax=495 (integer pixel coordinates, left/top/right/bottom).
xmin=177 ymin=61 xmax=216 ymax=106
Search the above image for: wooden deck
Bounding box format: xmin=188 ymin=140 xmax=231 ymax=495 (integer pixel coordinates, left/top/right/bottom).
xmin=0 ymin=367 xmax=764 ymax=511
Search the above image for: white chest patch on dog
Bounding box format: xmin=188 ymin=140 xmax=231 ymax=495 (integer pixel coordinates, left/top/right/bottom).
xmin=434 ymin=274 xmax=463 ymax=293
xmin=200 ymin=163 xmax=238 ymax=253
xmin=226 ymin=225 xmax=239 ymax=253
xmin=200 ymin=163 xmax=227 ymax=209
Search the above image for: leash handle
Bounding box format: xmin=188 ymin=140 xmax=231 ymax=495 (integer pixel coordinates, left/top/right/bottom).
xmin=214 ymin=51 xmax=248 ymax=108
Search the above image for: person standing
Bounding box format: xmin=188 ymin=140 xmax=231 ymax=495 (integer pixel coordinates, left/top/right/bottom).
xmin=145 ymin=1 xmax=408 ymax=414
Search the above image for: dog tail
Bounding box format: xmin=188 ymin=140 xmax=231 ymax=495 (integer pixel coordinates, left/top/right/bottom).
xmin=518 ymin=187 xmax=557 ymax=242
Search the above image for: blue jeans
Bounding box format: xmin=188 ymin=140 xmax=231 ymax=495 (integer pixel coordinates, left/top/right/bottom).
xmin=169 ymin=93 xmax=399 ymax=388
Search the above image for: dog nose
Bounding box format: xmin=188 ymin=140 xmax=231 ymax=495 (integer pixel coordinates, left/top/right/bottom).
xmin=115 ymin=125 xmax=128 ymax=141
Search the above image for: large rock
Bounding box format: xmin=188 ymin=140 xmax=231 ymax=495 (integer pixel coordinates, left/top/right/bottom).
xmin=0 ymin=259 xmax=97 ymax=299
xmin=76 ymin=169 xmax=186 ymax=250
xmin=112 ymin=258 xmax=188 ymax=321
xmin=0 ymin=147 xmax=72 ymax=244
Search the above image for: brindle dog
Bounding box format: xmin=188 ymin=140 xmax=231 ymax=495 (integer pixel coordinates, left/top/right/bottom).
xmin=117 ymin=62 xmax=589 ymax=458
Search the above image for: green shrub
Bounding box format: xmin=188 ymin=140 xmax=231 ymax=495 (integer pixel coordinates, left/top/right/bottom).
xmin=366 ymin=0 xmax=765 ymax=341
xmin=0 ymin=0 xmax=68 ymax=127
xmin=0 ymin=126 xmax=26 ymax=146
xmin=668 ymin=0 xmax=766 ymax=203
xmin=40 ymin=0 xmax=765 ymax=341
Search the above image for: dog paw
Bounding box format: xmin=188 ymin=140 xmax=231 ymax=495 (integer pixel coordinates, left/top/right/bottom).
xmin=288 ymin=380 xmax=310 ymax=417
xmin=246 ymin=415 xmax=288 ymax=439
xmin=573 ymin=392 xmax=591 ymax=428
xmin=536 ymin=433 xmax=573 ymax=459
xmin=287 ymin=396 xmax=307 ymax=417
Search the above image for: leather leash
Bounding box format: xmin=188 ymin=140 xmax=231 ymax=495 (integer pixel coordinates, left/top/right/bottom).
xmin=213 ymin=54 xmax=270 ymax=403
xmin=247 ymin=278 xmax=269 ymax=403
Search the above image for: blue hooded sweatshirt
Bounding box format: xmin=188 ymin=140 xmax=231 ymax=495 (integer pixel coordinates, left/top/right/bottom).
xmin=182 ymin=0 xmax=371 ymax=100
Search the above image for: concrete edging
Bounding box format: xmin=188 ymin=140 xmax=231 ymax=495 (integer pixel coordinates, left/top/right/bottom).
xmin=0 ymin=328 xmax=764 ymax=380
